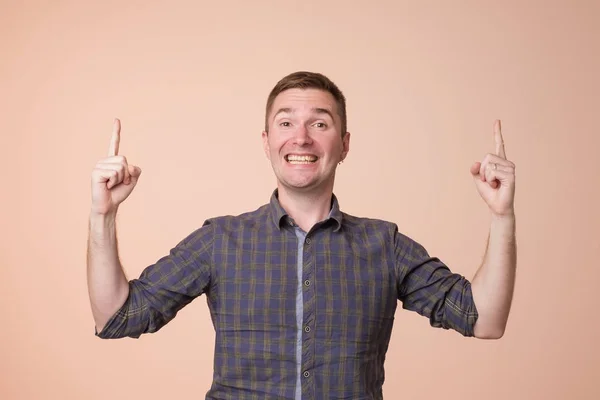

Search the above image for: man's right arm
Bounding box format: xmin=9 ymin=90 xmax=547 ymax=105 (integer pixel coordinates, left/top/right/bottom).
xmin=87 ymin=119 xmax=212 ymax=339
xmin=86 ymin=118 xmax=143 ymax=335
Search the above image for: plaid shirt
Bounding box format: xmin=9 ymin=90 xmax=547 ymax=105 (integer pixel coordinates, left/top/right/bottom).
xmin=97 ymin=190 xmax=478 ymax=399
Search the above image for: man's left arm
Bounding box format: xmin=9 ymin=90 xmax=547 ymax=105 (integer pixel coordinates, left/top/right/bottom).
xmin=469 ymin=120 xmax=517 ymax=339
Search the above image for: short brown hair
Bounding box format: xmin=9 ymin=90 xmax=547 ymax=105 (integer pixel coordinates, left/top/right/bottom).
xmin=264 ymin=71 xmax=347 ymax=136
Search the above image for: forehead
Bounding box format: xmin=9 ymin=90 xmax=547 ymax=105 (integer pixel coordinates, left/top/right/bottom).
xmin=270 ymin=88 xmax=337 ymax=115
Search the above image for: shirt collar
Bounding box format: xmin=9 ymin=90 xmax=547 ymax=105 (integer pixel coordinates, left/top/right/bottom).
xmin=269 ymin=189 xmax=343 ymax=232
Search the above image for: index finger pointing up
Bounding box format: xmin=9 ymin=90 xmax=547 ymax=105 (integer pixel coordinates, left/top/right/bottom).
xmin=108 ymin=118 xmax=121 ymax=157
xmin=494 ymin=119 xmax=506 ymax=159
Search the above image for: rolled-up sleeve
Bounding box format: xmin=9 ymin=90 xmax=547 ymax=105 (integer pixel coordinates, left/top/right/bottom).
xmin=96 ymin=221 xmax=214 ymax=339
xmin=394 ymin=228 xmax=478 ymax=337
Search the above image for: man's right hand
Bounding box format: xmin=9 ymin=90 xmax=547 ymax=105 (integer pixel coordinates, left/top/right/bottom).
xmin=90 ymin=118 xmax=142 ymax=216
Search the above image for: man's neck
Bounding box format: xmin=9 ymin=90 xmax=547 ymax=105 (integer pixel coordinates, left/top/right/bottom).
xmin=277 ymin=185 xmax=333 ymax=233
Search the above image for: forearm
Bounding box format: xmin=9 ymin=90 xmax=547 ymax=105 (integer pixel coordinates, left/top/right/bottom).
xmin=86 ymin=211 xmax=130 ymax=333
xmin=471 ymin=213 xmax=517 ymax=339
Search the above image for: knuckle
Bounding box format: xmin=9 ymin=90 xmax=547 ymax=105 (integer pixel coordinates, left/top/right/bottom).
xmin=110 ymin=155 xmax=125 ymax=164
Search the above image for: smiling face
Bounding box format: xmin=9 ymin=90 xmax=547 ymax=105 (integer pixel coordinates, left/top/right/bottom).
xmin=262 ymin=88 xmax=350 ymax=194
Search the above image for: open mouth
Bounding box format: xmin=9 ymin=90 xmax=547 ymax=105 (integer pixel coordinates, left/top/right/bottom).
xmin=285 ymin=154 xmax=318 ymax=164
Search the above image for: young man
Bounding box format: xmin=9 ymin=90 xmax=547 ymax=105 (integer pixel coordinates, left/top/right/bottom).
xmin=87 ymin=71 xmax=517 ymax=399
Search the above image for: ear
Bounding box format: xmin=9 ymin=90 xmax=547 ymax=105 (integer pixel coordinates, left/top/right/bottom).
xmin=340 ymin=131 xmax=351 ymax=162
xmin=262 ymin=130 xmax=271 ymax=160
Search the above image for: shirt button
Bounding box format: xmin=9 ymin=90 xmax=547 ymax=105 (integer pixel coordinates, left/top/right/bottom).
xmin=304 ymin=326 xmax=311 ymax=332
xmin=303 ymin=371 xmax=310 ymax=378
xmin=304 ymin=280 xmax=311 ymax=287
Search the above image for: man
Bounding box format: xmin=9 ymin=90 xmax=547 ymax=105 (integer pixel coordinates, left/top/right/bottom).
xmin=87 ymin=71 xmax=517 ymax=399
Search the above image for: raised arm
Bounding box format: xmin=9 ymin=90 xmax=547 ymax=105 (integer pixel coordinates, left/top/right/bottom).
xmin=87 ymin=118 xmax=142 ymax=333
xmin=469 ymin=120 xmax=517 ymax=339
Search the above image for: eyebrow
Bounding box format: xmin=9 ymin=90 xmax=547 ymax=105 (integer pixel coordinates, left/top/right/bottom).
xmin=273 ymin=107 xmax=335 ymax=121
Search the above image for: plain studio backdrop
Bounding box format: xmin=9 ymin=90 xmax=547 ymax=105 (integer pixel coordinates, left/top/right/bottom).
xmin=1 ymin=1 xmax=598 ymax=399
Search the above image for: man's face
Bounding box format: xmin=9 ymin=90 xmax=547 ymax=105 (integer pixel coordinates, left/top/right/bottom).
xmin=262 ymin=88 xmax=350 ymax=193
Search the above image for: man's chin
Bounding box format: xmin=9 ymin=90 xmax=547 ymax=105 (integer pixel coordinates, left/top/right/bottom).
xmin=286 ymin=182 xmax=315 ymax=191
xmin=274 ymin=171 xmax=335 ymax=193
xmin=278 ymin=179 xmax=316 ymax=191
xmin=279 ymin=178 xmax=332 ymax=194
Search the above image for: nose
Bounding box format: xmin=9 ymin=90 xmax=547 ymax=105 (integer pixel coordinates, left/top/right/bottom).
xmin=292 ymin=125 xmax=313 ymax=146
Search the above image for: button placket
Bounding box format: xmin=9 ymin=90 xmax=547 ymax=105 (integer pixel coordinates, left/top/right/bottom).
xmin=302 ymin=232 xmax=316 ymax=395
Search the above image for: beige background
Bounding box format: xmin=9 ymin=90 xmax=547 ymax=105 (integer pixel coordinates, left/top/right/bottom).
xmin=2 ymin=0 xmax=599 ymax=399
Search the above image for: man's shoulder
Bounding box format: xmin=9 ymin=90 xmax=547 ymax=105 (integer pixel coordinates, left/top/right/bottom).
xmin=341 ymin=211 xmax=399 ymax=232
xmin=177 ymin=203 xmax=272 ymax=247
xmin=340 ymin=211 xmax=421 ymax=249
xmin=202 ymin=202 xmax=272 ymax=230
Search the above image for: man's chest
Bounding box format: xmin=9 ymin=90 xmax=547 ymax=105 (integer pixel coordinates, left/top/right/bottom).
xmin=210 ymin=234 xmax=398 ymax=339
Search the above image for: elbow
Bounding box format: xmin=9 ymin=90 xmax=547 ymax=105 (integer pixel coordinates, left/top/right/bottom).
xmin=473 ymin=320 xmax=507 ymax=339
xmin=475 ymin=329 xmax=505 ymax=340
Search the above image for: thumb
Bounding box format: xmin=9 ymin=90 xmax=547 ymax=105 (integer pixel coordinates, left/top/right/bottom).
xmin=128 ymin=165 xmax=142 ymax=178
xmin=127 ymin=165 xmax=142 ymax=185
xmin=470 ymin=161 xmax=481 ymax=176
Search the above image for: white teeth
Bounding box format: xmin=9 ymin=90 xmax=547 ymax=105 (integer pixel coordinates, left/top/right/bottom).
xmin=287 ymin=155 xmax=317 ymax=163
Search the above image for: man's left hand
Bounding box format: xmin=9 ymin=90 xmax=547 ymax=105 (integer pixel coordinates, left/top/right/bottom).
xmin=470 ymin=120 xmax=516 ymax=217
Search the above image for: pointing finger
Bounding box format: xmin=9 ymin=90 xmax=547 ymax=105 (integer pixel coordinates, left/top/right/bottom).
xmin=494 ymin=119 xmax=506 ymax=159
xmin=108 ymin=118 xmax=121 ymax=157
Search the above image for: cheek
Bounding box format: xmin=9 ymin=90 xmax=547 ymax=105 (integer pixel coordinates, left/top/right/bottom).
xmin=272 ymin=138 xmax=292 ymax=154
xmin=323 ymin=141 xmax=342 ymax=157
